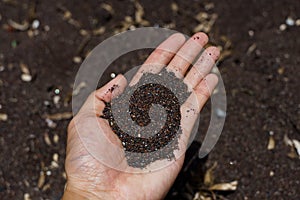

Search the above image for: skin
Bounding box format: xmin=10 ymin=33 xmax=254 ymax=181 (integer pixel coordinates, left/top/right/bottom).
xmin=62 ymin=32 xmax=220 ymax=200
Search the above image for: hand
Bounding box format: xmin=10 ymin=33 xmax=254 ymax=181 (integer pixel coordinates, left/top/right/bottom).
xmin=62 ymin=32 xmax=220 ymax=200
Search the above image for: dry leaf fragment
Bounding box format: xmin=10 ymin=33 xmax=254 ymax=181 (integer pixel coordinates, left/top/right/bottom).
xmin=45 ymin=112 xmax=73 ymax=120
xmin=204 ymin=162 xmax=217 ymax=186
xmin=209 ymin=180 xmax=238 ymax=191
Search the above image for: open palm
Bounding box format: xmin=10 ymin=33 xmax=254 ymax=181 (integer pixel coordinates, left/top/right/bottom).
xmin=63 ymin=32 xmax=220 ymax=200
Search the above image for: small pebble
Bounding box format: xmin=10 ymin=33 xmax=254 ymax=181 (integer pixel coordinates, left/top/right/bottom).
xmin=46 ymin=170 xmax=52 ymax=176
xmin=73 ymin=56 xmax=82 ymax=64
xmin=279 ymin=24 xmax=287 ymax=31
xmin=286 ymin=17 xmax=295 ymax=26
xmin=44 ymin=25 xmax=50 ymax=31
xmin=248 ymin=30 xmax=254 ymax=37
xmin=270 ymin=171 xmax=275 ymax=177
xmin=216 ymin=108 xmax=226 ymax=118
xmin=32 ymin=19 xmax=40 ymax=29
xmin=296 ymin=19 xmax=300 ymax=26
xmin=110 ymin=73 xmax=116 ymax=78
xmin=43 ymin=100 xmax=50 ymax=106
xmin=0 ymin=65 xmax=4 ymax=72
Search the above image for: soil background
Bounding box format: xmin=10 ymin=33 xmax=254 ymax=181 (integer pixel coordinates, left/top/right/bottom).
xmin=0 ymin=0 xmax=299 ymax=199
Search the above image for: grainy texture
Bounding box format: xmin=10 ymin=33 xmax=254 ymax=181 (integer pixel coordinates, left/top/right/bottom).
xmin=0 ymin=0 xmax=299 ymax=199
xmin=101 ymin=69 xmax=190 ymax=168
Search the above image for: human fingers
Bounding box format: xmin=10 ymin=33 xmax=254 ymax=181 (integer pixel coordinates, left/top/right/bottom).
xmin=166 ymin=32 xmax=208 ymax=78
xmin=129 ymin=33 xmax=186 ymax=86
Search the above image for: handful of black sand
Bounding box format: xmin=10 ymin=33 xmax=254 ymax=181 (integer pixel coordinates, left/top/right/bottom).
xmin=101 ymin=69 xmax=191 ymax=168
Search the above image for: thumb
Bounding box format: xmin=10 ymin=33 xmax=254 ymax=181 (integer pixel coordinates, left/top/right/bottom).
xmin=77 ymin=74 xmax=128 ymax=117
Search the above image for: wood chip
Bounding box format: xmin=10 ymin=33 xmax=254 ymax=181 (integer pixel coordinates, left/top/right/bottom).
xmin=267 ymin=135 xmax=275 ymax=150
xmin=42 ymin=183 xmax=51 ymax=191
xmin=45 ymin=112 xmax=73 ymax=120
xmin=44 ymin=132 xmax=52 ymax=146
xmin=292 ymin=139 xmax=300 ymax=157
xmin=20 ymin=62 xmax=30 ymax=74
xmin=93 ymin=26 xmax=105 ymax=36
xmin=209 ymin=180 xmax=238 ymax=191
xmin=37 ymin=171 xmax=45 ymax=188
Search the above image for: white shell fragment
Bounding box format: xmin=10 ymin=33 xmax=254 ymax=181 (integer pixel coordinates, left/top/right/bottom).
xmin=21 ymin=74 xmax=32 ymax=82
xmin=32 ymin=19 xmax=40 ymax=29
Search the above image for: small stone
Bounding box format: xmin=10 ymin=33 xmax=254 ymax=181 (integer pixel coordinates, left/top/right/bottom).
xmin=0 ymin=65 xmax=4 ymax=72
xmin=279 ymin=24 xmax=287 ymax=31
xmin=44 ymin=25 xmax=50 ymax=31
xmin=110 ymin=73 xmax=116 ymax=78
xmin=21 ymin=74 xmax=32 ymax=82
xmin=73 ymin=56 xmax=82 ymax=64
xmin=296 ymin=19 xmax=300 ymax=26
xmin=248 ymin=30 xmax=254 ymax=37
xmin=46 ymin=170 xmax=52 ymax=176
xmin=32 ymin=19 xmax=40 ymax=29
xmin=286 ymin=17 xmax=295 ymax=26
xmin=269 ymin=171 xmax=275 ymax=177
xmin=43 ymin=101 xmax=50 ymax=106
